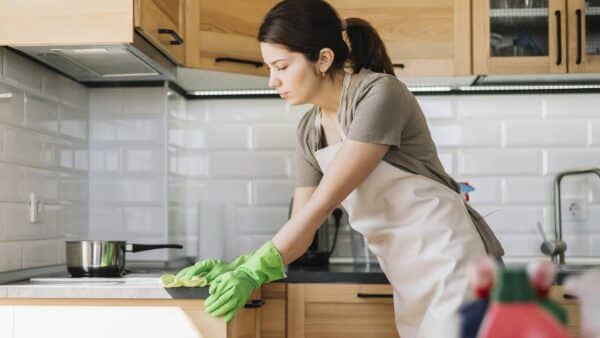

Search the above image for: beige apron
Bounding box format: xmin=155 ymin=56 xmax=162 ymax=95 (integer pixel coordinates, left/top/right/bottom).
xmin=314 ymin=76 xmax=487 ymax=338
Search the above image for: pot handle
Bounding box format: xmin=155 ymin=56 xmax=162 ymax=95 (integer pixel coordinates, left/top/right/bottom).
xmin=127 ymin=244 xmax=183 ymax=252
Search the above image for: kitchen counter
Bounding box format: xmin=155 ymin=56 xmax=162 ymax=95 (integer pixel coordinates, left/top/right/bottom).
xmin=0 ymin=272 xmax=210 ymax=299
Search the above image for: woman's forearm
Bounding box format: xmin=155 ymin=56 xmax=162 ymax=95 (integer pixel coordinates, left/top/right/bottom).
xmin=272 ymin=194 xmax=337 ymax=265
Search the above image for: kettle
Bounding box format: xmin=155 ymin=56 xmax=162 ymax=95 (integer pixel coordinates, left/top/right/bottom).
xmin=287 ymin=197 xmax=344 ymax=267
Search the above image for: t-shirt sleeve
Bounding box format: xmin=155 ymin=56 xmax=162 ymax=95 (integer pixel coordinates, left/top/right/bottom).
xmin=294 ymin=144 xmax=322 ymax=187
xmin=346 ymin=76 xmax=414 ymax=147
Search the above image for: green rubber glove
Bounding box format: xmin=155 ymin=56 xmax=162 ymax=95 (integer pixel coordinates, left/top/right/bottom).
xmin=161 ymin=254 xmax=250 ymax=288
xmin=204 ymin=241 xmax=286 ymax=322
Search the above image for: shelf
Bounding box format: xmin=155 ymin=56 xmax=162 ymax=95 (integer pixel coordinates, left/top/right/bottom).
xmin=490 ymin=8 xmax=548 ymax=18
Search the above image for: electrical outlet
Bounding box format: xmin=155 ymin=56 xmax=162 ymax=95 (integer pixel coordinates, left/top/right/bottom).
xmin=563 ymin=197 xmax=589 ymax=222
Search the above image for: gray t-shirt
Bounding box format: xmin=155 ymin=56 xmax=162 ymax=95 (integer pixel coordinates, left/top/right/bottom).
xmin=294 ymin=68 xmax=504 ymax=257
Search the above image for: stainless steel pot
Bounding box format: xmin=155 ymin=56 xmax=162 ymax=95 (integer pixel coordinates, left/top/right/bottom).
xmin=66 ymin=240 xmax=183 ymax=277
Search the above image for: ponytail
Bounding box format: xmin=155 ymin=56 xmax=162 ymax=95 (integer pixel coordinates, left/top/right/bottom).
xmin=345 ymin=18 xmax=395 ymax=75
xmin=259 ymin=0 xmax=394 ymax=76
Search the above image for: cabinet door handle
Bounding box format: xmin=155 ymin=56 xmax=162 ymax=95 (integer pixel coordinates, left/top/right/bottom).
xmin=158 ymin=28 xmax=184 ymax=45
xmin=215 ymin=57 xmax=264 ymax=68
xmin=244 ymin=299 xmax=266 ymax=308
xmin=392 ymin=63 xmax=405 ymax=69
xmin=555 ymin=10 xmax=562 ymax=66
xmin=356 ymin=293 xmax=393 ymax=298
xmin=576 ymin=9 xmax=583 ymax=65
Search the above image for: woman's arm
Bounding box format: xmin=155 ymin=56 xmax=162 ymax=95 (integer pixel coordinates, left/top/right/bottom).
xmin=273 ymin=140 xmax=389 ymax=264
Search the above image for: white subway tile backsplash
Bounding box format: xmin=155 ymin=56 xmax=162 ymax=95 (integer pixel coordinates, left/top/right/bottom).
xmin=209 ymin=152 xmax=291 ymax=178
xmin=234 ymin=207 xmax=287 ymax=235
xmin=170 ymin=180 xmax=249 ymax=205
xmin=546 ymin=150 xmax=600 ymax=175
xmin=123 ymin=207 xmax=164 ymax=234
xmin=186 ymin=124 xmax=250 ymax=149
xmin=89 ymin=207 xmax=124 ymax=235
xmin=0 ymin=241 xmax=22 ymax=272
xmin=90 ymin=149 xmax=120 ymax=172
xmin=495 ymin=234 xmax=541 ymax=256
xmin=502 ymin=177 xmax=553 ymax=203
xmin=91 ymin=87 xmax=164 ymax=116
xmin=0 ymin=82 xmax=25 ymax=125
xmin=124 ymin=147 xmax=164 ymax=173
xmin=457 ymin=95 xmax=543 ymax=119
xmin=170 ymin=152 xmax=209 ymax=177
xmin=191 ymin=99 xmax=302 ymax=122
xmin=59 ymin=105 xmax=87 ymax=140
xmin=0 ymin=164 xmax=23 ymax=202
xmin=24 ymin=94 xmax=59 ymax=133
xmin=544 ymin=94 xmax=600 ymax=117
xmin=458 ymin=149 xmax=543 ymax=175
xmin=58 ymin=175 xmax=88 ymax=202
xmin=590 ymin=120 xmax=600 ymax=145
xmin=4 ymin=50 xmax=43 ymax=92
xmin=0 ymin=48 xmax=89 ymax=274
xmin=58 ymin=77 xmax=88 ymax=108
xmin=24 ymin=168 xmax=58 ymax=202
xmin=477 ymin=206 xmax=543 ymax=234
xmin=116 ymin=118 xmax=164 ymax=143
xmin=57 ymin=206 xmax=88 ymax=237
xmin=416 ymin=96 xmax=455 ymax=119
xmin=429 ymin=121 xmax=500 ymax=146
xmin=504 ymin=120 xmax=588 ymax=146
xmin=22 ymin=239 xmax=61 ymax=268
xmin=0 ymin=203 xmax=57 ymax=240
xmin=252 ymin=125 xmax=296 ymax=149
xmin=251 ymin=181 xmax=294 ymax=205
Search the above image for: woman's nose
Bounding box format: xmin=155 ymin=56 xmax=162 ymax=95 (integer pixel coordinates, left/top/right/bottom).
xmin=268 ymin=74 xmax=280 ymax=88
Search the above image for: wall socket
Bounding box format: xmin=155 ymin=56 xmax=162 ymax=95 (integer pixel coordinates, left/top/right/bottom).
xmin=563 ymin=197 xmax=589 ymax=222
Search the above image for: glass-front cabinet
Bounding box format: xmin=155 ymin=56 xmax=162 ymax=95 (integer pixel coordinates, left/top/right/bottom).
xmin=567 ymin=0 xmax=600 ymax=72
xmin=474 ymin=0 xmax=600 ymax=74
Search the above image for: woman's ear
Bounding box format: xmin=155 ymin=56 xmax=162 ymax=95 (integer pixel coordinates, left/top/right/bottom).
xmin=317 ymin=48 xmax=335 ymax=75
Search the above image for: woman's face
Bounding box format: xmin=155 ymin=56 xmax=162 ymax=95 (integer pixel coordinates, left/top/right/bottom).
xmin=260 ymin=42 xmax=322 ymax=105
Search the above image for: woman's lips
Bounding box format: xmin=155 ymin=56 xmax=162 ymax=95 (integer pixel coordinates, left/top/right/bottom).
xmin=279 ymin=92 xmax=289 ymax=98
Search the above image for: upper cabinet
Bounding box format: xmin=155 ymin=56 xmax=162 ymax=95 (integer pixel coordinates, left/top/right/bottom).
xmin=134 ymin=0 xmax=186 ymax=65
xmin=567 ymin=0 xmax=600 ymax=73
xmin=474 ymin=0 xmax=600 ymax=74
xmin=184 ymin=0 xmax=277 ymax=76
xmin=330 ymin=0 xmax=472 ymax=76
xmin=0 ymin=0 xmax=185 ymax=66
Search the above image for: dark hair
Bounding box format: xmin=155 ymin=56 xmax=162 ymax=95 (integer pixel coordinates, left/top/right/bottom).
xmin=258 ymin=0 xmax=394 ymax=76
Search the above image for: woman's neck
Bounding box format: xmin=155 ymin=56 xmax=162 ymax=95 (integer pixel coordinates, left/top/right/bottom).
xmin=315 ymin=70 xmax=347 ymax=117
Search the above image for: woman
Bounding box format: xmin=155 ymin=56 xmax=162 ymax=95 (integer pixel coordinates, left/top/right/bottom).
xmin=167 ymin=0 xmax=504 ymax=336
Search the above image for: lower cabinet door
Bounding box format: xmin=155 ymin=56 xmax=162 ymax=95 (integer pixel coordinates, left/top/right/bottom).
xmin=287 ymin=283 xmax=399 ymax=338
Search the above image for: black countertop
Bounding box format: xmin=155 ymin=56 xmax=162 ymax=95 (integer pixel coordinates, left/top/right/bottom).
xmin=282 ymin=263 xmax=389 ymax=284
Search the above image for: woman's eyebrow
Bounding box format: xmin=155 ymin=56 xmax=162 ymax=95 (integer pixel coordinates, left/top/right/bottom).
xmin=268 ymin=58 xmax=287 ymax=66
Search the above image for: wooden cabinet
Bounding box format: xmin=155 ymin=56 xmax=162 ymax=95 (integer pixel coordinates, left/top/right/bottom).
xmin=550 ymin=285 xmax=582 ymax=338
xmin=184 ymin=0 xmax=277 ymax=76
xmin=134 ymin=0 xmax=186 ymax=65
xmin=330 ymin=0 xmax=472 ymax=77
xmin=474 ymin=0 xmax=600 ymax=75
xmin=0 ymin=0 xmax=185 ymax=66
xmin=287 ymin=283 xmax=399 ymax=338
xmin=261 ymin=283 xmax=287 ymax=338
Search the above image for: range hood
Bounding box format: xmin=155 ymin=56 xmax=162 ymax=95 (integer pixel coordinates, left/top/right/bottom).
xmin=11 ymin=32 xmax=176 ymax=83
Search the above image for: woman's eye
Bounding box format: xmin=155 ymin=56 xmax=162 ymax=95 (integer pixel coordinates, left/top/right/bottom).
xmin=277 ymin=66 xmax=287 ymax=71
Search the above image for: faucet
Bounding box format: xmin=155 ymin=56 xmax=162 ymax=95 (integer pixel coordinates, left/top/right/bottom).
xmin=543 ymin=168 xmax=600 ymax=264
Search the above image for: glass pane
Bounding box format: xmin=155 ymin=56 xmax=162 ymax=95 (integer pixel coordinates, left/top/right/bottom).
xmin=489 ymin=0 xmax=550 ymax=57
xmin=586 ymin=0 xmax=600 ymax=56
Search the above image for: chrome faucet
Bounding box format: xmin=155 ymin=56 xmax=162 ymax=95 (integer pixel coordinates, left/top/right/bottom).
xmin=543 ymin=168 xmax=600 ymax=264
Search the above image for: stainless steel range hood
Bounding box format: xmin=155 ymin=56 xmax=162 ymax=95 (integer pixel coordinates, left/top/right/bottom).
xmin=11 ymin=32 xmax=176 ymax=83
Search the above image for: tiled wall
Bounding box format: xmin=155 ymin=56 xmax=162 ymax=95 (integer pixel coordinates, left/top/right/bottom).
xmin=0 ymin=48 xmax=89 ymax=273
xmin=89 ymin=85 xmax=189 ymax=261
xmin=185 ymin=93 xmax=600 ymax=260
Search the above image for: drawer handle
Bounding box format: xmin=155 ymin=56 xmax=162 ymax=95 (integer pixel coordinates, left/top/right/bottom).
xmin=244 ymin=299 xmax=265 ymax=308
xmin=158 ymin=28 xmax=184 ymax=45
xmin=554 ymin=10 xmax=562 ymax=66
xmin=392 ymin=63 xmax=405 ymax=69
xmin=357 ymin=293 xmax=393 ymax=298
xmin=576 ymin=9 xmax=583 ymax=65
xmin=563 ymin=293 xmax=577 ymax=300
xmin=215 ymin=57 xmax=264 ymax=68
